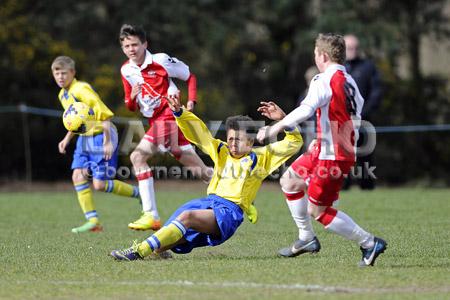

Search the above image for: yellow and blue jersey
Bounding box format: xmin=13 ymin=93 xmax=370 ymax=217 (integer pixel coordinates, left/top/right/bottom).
xmin=58 ymin=79 xmax=114 ymax=135
xmin=174 ymin=110 xmax=303 ymax=214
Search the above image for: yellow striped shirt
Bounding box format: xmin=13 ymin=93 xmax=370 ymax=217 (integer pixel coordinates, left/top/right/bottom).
xmin=175 ymin=110 xmax=303 ymax=214
xmin=58 ymin=79 xmax=113 ymax=135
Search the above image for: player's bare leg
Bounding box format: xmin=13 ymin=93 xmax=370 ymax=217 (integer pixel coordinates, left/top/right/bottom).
xmin=176 ymin=209 xmax=220 ymax=235
xmin=178 ymin=148 xmax=213 ymax=183
xmin=92 ymin=180 xmax=106 ymax=191
xmin=278 ymin=167 xmax=319 ymax=257
xmin=71 ymin=168 xmax=103 ymax=233
xmin=128 ymin=139 xmax=161 ymax=231
xmin=309 ymin=203 xmax=386 ymax=266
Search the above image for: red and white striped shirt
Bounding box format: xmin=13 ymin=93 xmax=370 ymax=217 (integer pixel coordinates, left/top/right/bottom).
xmin=121 ymin=50 xmax=197 ymax=118
xmin=283 ymin=64 xmax=364 ymax=161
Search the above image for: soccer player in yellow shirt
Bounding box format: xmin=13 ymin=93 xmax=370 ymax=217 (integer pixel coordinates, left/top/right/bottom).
xmin=110 ymin=94 xmax=303 ymax=260
xmin=52 ymin=56 xmax=140 ymax=233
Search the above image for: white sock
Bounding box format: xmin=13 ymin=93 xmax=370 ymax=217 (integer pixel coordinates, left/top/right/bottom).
xmin=325 ymin=210 xmax=374 ymax=249
xmin=136 ymin=169 xmax=159 ymax=219
xmin=283 ymin=189 xmax=315 ymax=242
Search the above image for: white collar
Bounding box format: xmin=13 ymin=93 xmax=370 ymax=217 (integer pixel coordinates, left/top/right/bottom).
xmin=324 ymin=64 xmax=346 ymax=73
xmin=129 ymin=50 xmax=153 ymax=69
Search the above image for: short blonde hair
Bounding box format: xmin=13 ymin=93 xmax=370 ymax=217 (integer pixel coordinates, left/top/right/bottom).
xmin=51 ymin=56 xmax=75 ymax=71
xmin=315 ymin=33 xmax=346 ymax=65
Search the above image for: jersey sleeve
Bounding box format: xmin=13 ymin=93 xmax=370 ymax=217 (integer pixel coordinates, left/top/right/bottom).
xmin=186 ymin=73 xmax=197 ymax=101
xmin=301 ymin=74 xmax=330 ymax=110
xmin=280 ymin=75 xmax=330 ymax=127
xmin=280 ymin=104 xmax=315 ymax=129
xmin=75 ymin=83 xmax=114 ymax=121
xmin=174 ymin=109 xmax=222 ymax=163
xmin=254 ymin=128 xmax=303 ymax=176
xmin=153 ymin=53 xmax=191 ymax=81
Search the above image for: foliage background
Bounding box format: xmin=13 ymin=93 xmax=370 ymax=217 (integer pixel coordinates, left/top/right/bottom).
xmin=0 ymin=0 xmax=449 ymax=185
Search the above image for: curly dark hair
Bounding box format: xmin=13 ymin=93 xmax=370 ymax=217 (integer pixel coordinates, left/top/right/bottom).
xmin=225 ymin=115 xmax=257 ymax=135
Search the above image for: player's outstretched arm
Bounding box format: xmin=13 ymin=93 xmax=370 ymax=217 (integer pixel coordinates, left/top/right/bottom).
xmin=166 ymin=94 xmax=221 ymax=162
xmin=257 ymin=128 xmax=303 ymax=176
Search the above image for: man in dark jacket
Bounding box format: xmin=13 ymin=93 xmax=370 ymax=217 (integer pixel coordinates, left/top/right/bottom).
xmin=344 ymin=34 xmax=383 ymax=190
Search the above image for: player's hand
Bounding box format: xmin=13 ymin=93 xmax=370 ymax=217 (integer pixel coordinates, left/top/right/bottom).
xmin=257 ymin=101 xmax=286 ymax=121
xmin=186 ymin=100 xmax=196 ymax=112
xmin=131 ymin=83 xmax=142 ymax=100
xmin=257 ymin=124 xmax=282 ymax=144
xmin=256 ymin=126 xmax=269 ymax=144
xmin=103 ymin=140 xmax=113 ymax=160
xmin=247 ymin=204 xmax=258 ymax=224
xmin=167 ymin=92 xmax=182 ymax=112
xmin=58 ymin=139 xmax=68 ymax=154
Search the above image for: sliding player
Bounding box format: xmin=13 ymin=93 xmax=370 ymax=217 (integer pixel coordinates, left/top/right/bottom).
xmin=109 ymin=93 xmax=302 ymax=260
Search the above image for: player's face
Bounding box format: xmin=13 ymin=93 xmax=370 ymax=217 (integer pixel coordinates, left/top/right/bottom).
xmin=52 ymin=68 xmax=75 ymax=89
xmin=314 ymin=47 xmax=326 ymax=73
xmin=227 ymin=129 xmax=254 ymax=158
xmin=121 ymin=36 xmax=147 ymax=64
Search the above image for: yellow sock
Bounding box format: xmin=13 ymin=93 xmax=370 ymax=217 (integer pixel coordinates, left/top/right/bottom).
xmin=138 ymin=220 xmax=186 ymax=257
xmin=88 ymin=217 xmax=99 ymax=224
xmin=105 ymin=180 xmax=139 ymax=198
xmin=137 ymin=241 xmax=152 ymax=257
xmin=74 ymin=181 xmax=98 ymax=223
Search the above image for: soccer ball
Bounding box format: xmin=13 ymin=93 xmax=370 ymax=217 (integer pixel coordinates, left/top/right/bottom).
xmin=62 ymin=102 xmax=95 ymax=134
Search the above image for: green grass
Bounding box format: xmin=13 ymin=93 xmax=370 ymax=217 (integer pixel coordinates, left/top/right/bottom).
xmin=0 ymin=184 xmax=449 ymax=299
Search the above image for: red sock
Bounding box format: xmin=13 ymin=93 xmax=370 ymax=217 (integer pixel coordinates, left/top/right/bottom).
xmin=283 ymin=190 xmax=305 ymax=201
xmin=316 ymin=207 xmax=374 ymax=248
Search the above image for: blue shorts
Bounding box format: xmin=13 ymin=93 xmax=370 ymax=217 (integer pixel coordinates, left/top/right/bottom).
xmin=71 ymin=126 xmax=119 ymax=181
xmin=165 ymin=194 xmax=244 ymax=254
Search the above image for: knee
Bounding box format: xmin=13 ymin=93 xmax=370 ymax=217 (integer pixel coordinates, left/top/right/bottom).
xmin=72 ymin=169 xmax=86 ymax=184
xmin=130 ymin=150 xmax=146 ymax=165
xmin=92 ymin=180 xmax=106 ymax=191
xmin=176 ymin=211 xmax=194 ymax=228
xmin=307 ymin=204 xmax=323 ymax=219
xmin=279 ymin=175 xmax=291 ymax=190
xmin=280 ymin=172 xmax=306 ymax=193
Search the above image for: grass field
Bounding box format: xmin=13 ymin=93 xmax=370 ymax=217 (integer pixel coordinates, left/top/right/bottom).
xmin=0 ymin=182 xmax=449 ymax=299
